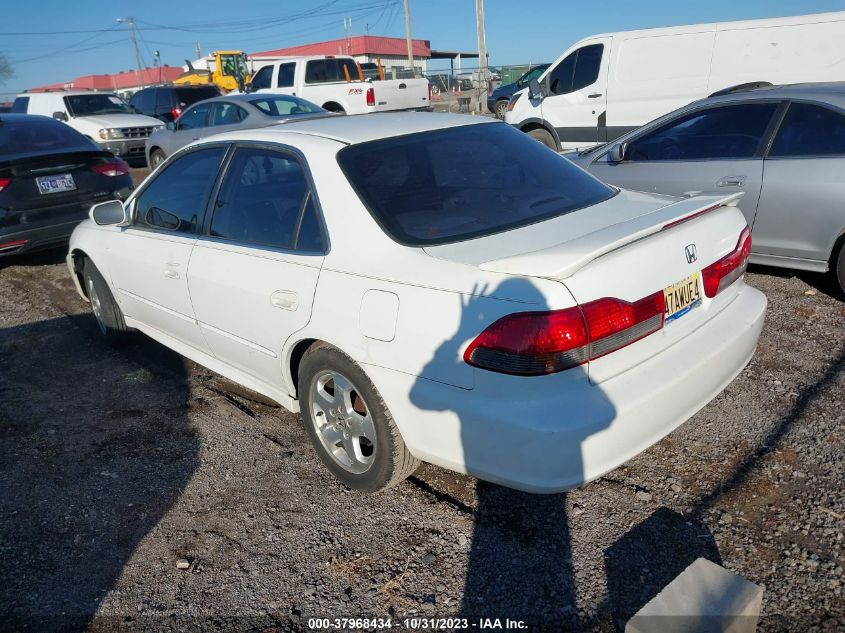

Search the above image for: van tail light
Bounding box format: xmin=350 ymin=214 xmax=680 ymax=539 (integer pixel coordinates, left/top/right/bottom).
xmin=702 ymin=226 xmax=751 ymax=298
xmin=0 ymin=177 xmax=11 ymax=192
xmin=366 ymin=87 xmax=375 ymax=107
xmin=93 ymin=159 xmax=130 ymax=177
xmin=464 ymin=291 xmax=665 ymax=376
xmin=171 ymin=106 xmax=182 ymax=120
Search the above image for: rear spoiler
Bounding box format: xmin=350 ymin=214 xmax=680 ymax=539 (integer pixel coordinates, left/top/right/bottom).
xmin=480 ymin=192 xmax=743 ymax=279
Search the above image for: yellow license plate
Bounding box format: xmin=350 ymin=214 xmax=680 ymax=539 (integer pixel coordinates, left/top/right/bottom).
xmin=664 ymin=271 xmax=702 ymax=322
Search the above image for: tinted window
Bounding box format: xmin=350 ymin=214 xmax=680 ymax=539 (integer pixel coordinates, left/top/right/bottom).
xmin=210 ymin=102 xmax=247 ymax=126
xmin=251 ymin=65 xmax=273 ymax=91
xmin=338 ymin=123 xmax=615 ymax=246
xmin=178 ymin=103 xmax=210 ymax=130
xmin=519 ymin=65 xmax=547 ymax=85
xmin=248 ymin=95 xmax=324 ymax=116
xmin=548 ymin=53 xmax=575 ymax=95
xmin=626 ymin=103 xmax=778 ymax=161
xmin=11 ymin=96 xmax=29 ymax=113
xmin=154 ymin=88 xmax=172 ymax=110
xmin=131 ymin=89 xmax=153 ymax=112
xmin=770 ymin=102 xmax=845 ymax=157
xmin=572 ymin=44 xmax=602 ymax=92
xmin=135 ymin=147 xmax=226 ymax=233
xmin=210 ymin=147 xmax=318 ymax=251
xmin=277 ymin=63 xmax=296 ymax=88
xmin=174 ymin=86 xmax=219 ymax=106
xmin=0 ymin=118 xmax=93 ymax=157
xmin=305 ymin=59 xmax=359 ymax=83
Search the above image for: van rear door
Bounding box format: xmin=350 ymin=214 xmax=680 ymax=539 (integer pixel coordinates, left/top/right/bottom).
xmin=539 ymin=37 xmax=611 ymax=149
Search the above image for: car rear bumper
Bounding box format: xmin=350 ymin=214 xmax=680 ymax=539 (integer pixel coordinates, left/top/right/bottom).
xmin=0 ymin=218 xmax=85 ymax=255
xmin=366 ymin=282 xmax=767 ymax=493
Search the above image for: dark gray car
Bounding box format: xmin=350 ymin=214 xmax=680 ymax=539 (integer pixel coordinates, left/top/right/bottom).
xmin=568 ymin=83 xmax=845 ymax=294
xmin=145 ymin=93 xmax=328 ymax=168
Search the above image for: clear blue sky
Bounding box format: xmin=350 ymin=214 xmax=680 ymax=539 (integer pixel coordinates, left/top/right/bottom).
xmin=1 ymin=0 xmax=842 ymax=98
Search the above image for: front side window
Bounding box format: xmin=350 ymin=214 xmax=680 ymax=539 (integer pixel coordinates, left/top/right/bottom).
xmin=250 ymin=65 xmax=273 ymax=91
xmin=338 ymin=123 xmax=615 ymax=246
xmin=210 ymin=102 xmax=247 ymax=126
xmin=210 ymin=147 xmax=321 ymax=251
xmin=134 ymin=146 xmax=227 ymax=234
xmin=519 ymin=65 xmax=546 ymax=86
xmin=248 ymin=95 xmax=324 ymax=117
xmin=625 ymin=102 xmax=778 ymax=161
xmin=178 ymin=103 xmax=211 ymax=130
xmin=277 ymin=63 xmax=296 ymax=88
xmin=769 ymin=102 xmax=845 ymax=157
xmin=64 ymin=93 xmax=131 ymax=116
xmin=547 ymin=45 xmax=603 ymax=95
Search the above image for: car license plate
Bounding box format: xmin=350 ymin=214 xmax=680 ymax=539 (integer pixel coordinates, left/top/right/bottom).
xmin=36 ymin=173 xmax=76 ymax=195
xmin=664 ymin=271 xmax=702 ymax=322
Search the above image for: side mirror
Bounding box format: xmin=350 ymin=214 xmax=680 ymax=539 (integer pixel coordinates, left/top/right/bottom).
xmin=52 ymin=111 xmax=68 ymax=122
xmin=607 ymin=142 xmax=628 ymax=164
xmin=528 ymin=79 xmax=545 ymax=101
xmin=90 ymin=199 xmax=128 ymax=226
xmin=166 ymin=121 xmax=176 ymax=131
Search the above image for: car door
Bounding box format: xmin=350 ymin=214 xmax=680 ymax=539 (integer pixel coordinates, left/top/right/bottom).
xmin=207 ymin=102 xmax=249 ymax=135
xmin=167 ymin=102 xmax=212 ymax=156
xmin=106 ymin=145 xmax=228 ymax=352
xmin=188 ymin=145 xmax=325 ymax=390
xmin=586 ymin=101 xmax=782 ymax=229
xmin=753 ymin=100 xmax=845 ymax=264
xmin=540 ymin=39 xmax=610 ymax=148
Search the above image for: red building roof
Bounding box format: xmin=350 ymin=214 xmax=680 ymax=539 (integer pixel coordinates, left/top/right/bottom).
xmin=253 ymin=35 xmax=431 ymax=59
xmin=29 ymin=66 xmax=183 ymax=93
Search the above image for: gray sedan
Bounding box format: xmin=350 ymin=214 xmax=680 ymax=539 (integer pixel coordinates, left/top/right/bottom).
xmin=567 ymin=83 xmax=845 ymax=294
xmin=145 ymin=93 xmax=328 ymax=168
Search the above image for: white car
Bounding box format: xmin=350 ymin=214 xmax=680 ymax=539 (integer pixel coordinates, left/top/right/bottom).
xmin=66 ymin=113 xmax=766 ymax=493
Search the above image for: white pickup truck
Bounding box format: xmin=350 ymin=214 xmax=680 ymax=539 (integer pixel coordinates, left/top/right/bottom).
xmin=247 ymin=55 xmax=431 ymax=114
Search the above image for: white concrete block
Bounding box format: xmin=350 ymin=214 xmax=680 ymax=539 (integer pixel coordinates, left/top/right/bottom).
xmin=625 ymin=557 xmax=763 ymax=633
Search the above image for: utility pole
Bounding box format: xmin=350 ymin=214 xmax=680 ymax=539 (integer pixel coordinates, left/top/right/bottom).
xmin=475 ymin=0 xmax=487 ymax=112
xmin=117 ymin=17 xmax=145 ymax=89
xmin=195 ymin=42 xmax=202 ymax=60
xmin=403 ymin=0 xmax=413 ymax=71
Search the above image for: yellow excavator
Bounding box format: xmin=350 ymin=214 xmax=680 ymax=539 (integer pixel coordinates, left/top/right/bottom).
xmin=174 ymin=51 xmax=251 ymax=93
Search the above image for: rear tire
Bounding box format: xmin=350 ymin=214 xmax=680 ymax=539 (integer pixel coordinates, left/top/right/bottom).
xmin=494 ymin=99 xmax=509 ymax=119
xmin=299 ymin=343 xmax=419 ymax=492
xmin=82 ymin=258 xmax=133 ymax=345
xmin=149 ymin=149 xmax=166 ymax=169
xmin=527 ymin=127 xmax=558 ymax=150
xmin=835 ymin=241 xmax=845 ymax=296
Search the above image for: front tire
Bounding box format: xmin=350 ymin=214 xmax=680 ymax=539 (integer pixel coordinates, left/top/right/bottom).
xmin=835 ymin=241 xmax=845 ymax=296
xmin=299 ymin=343 xmax=419 ymax=492
xmin=149 ymin=149 xmax=166 ymax=169
xmin=494 ymin=99 xmax=509 ymax=119
xmin=82 ymin=258 xmax=133 ymax=345
xmin=527 ymin=127 xmax=558 ymax=150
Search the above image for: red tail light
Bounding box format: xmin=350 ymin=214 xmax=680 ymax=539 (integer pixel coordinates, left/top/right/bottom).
xmin=702 ymin=226 xmax=751 ymax=298
xmin=93 ymin=159 xmax=130 ymax=177
xmin=464 ymin=291 xmax=665 ymax=376
xmin=366 ymin=87 xmax=375 ymax=107
xmin=171 ymin=106 xmax=182 ymax=120
xmin=0 ymin=238 xmax=27 ymax=253
xmin=428 ymin=83 xmax=432 ymax=102
xmin=0 ymin=177 xmax=11 ymax=192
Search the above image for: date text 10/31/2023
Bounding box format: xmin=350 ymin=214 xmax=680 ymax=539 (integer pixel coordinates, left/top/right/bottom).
xmin=307 ymin=617 xmax=528 ymax=630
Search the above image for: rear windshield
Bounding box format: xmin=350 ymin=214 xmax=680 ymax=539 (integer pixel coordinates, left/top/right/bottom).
xmin=64 ymin=93 xmax=131 ymax=116
xmin=248 ymin=95 xmax=324 ymax=116
xmin=337 ymin=123 xmax=616 ymax=246
xmin=175 ymin=86 xmax=220 ymax=105
xmin=0 ymin=118 xmax=93 ymax=157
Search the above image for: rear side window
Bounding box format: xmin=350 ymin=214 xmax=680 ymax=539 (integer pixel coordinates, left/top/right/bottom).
xmin=338 ymin=123 xmax=615 ymax=246
xmin=175 ymin=86 xmax=219 ymax=106
xmin=0 ymin=118 xmax=92 ymax=156
xmin=626 ymin=103 xmax=778 ymax=161
xmin=548 ymin=44 xmax=602 ymax=95
xmin=769 ymin=102 xmax=845 ymax=157
xmin=277 ymin=63 xmax=296 ymax=88
xmin=248 ymin=96 xmax=324 ymax=116
xmin=210 ymin=102 xmax=247 ymax=126
xmin=11 ymin=97 xmax=30 ymax=113
xmin=250 ymin=66 xmax=273 ymax=91
xmin=210 ymin=147 xmax=321 ymax=252
xmin=305 ymin=59 xmax=358 ymax=83
xmin=135 ymin=146 xmax=226 ymax=234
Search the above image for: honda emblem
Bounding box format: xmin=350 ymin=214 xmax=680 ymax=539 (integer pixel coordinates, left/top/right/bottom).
xmin=684 ymin=244 xmax=698 ymax=264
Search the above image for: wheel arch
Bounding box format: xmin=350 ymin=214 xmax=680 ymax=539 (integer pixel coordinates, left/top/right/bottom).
xmin=519 ymin=118 xmax=561 ymax=150
xmin=321 ymin=101 xmax=346 ymax=114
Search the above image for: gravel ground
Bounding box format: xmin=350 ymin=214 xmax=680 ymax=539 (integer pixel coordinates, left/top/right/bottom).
xmin=0 ymin=240 xmax=842 ymax=632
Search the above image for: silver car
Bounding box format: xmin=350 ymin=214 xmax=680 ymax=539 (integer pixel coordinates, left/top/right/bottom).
xmin=568 ymin=83 xmax=845 ymax=295
xmin=145 ymin=93 xmax=328 ymax=169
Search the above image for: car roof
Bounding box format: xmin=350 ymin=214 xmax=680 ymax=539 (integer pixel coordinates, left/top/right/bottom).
xmin=250 ymin=112 xmax=496 ymax=145
xmin=0 ymin=113 xmax=59 ymax=122
xmin=20 ymin=90 xmax=118 ymax=98
xmin=701 ymin=82 xmax=845 ymax=108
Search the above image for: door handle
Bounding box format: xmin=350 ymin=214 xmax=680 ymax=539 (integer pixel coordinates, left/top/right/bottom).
xmin=718 ymin=176 xmax=745 ymax=187
xmin=163 ymin=269 xmax=180 ymax=279
xmin=271 ymin=290 xmax=298 ymax=311
xmin=588 ymin=93 xmax=603 ymax=98
xmin=398 ymin=83 xmax=407 ymax=89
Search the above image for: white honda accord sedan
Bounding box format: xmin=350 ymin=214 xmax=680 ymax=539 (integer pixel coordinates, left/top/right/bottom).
xmin=67 ymin=113 xmax=766 ymax=493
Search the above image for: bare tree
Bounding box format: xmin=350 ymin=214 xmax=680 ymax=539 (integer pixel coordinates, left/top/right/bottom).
xmin=0 ymin=53 xmax=13 ymax=85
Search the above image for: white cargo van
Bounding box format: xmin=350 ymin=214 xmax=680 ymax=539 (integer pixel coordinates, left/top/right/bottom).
xmin=506 ymin=11 xmax=845 ymax=150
